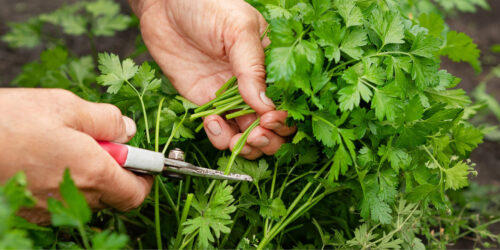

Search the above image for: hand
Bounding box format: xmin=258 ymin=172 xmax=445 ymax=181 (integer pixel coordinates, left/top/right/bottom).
xmin=131 ymin=0 xmax=296 ymax=159
xmin=0 ymin=88 xmax=153 ymax=225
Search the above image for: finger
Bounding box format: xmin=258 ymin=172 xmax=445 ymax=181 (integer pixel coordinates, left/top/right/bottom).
xmin=226 ymin=25 xmax=275 ymax=115
xmin=204 ymin=115 xmax=239 ymax=150
xmin=57 ymin=131 xmax=153 ymax=211
xmin=88 ymin=139 xmax=154 ymax=211
xmin=247 ymin=126 xmax=286 ymax=155
xmin=234 ymin=113 xmax=258 ymax=131
xmin=257 ymin=13 xmax=271 ymax=48
xmin=229 ymin=133 xmax=263 ymax=160
xmin=260 ymin=111 xmax=297 ymax=137
xmin=74 ymin=100 xmax=136 ymax=143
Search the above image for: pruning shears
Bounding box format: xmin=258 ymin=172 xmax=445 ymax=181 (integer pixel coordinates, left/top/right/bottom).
xmin=98 ymin=141 xmax=253 ymax=182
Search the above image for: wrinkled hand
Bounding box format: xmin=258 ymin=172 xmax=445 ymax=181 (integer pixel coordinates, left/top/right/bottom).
xmin=131 ymin=0 xmax=296 ymax=159
xmin=0 ymin=89 xmax=153 ymax=225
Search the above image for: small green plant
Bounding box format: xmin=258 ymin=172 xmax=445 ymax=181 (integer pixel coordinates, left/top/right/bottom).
xmin=471 ymin=46 xmax=500 ymax=140
xmin=2 ymin=0 xmax=495 ymax=249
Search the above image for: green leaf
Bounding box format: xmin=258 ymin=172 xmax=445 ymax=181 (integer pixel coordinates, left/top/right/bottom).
xmin=312 ymin=112 xmax=340 ymax=147
xmin=266 ymin=47 xmax=296 ymax=82
xmin=259 ymin=198 xmax=287 ymax=220
xmin=2 ymin=18 xmax=42 ymax=48
xmin=39 ymin=5 xmax=87 ymax=35
xmin=133 ymin=62 xmax=161 ymax=92
xmin=444 ymin=162 xmax=471 ymax=190
xmin=426 ymin=89 xmax=471 ymax=108
xmin=411 ymin=56 xmax=439 ymax=89
xmin=360 ymin=185 xmax=392 ymax=224
xmin=217 ymin=157 xmax=271 ymax=184
xmin=313 ymin=22 xmax=345 ymax=62
xmin=184 ymin=183 xmax=236 ymax=248
xmin=372 ymin=88 xmax=398 ymax=122
xmin=378 ymin=145 xmax=411 ymax=172
xmin=340 ymin=28 xmax=367 ymax=59
xmin=438 ymin=0 xmax=489 ymax=12
xmin=339 ymin=66 xmax=374 ymax=111
xmin=97 ymin=53 xmax=138 ymax=93
xmin=452 ymin=123 xmax=483 ymax=155
xmin=281 ymin=95 xmax=309 ymax=120
xmin=410 ymin=32 xmax=441 ymax=59
xmin=266 ymin=4 xmax=292 ymax=19
xmin=370 ymin=9 xmax=405 ymax=47
xmin=418 ymin=13 xmax=444 ymax=37
xmin=91 ymin=231 xmax=128 ymax=250
xmin=440 ymin=31 xmax=481 ymax=73
xmin=47 ymin=169 xmax=91 ymax=228
xmin=335 ymin=0 xmax=363 ymax=27
xmin=330 ymin=145 xmax=352 ymax=181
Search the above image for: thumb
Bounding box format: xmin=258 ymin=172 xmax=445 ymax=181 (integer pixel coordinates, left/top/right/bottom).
xmin=73 ymin=101 xmax=136 ymax=143
xmin=228 ymin=30 xmax=275 ymax=115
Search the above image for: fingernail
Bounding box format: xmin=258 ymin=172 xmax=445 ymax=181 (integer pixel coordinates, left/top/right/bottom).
xmin=260 ymin=91 xmax=275 ymax=108
xmin=267 ymin=122 xmax=282 ymax=130
xmin=252 ymin=136 xmax=270 ymax=147
xmin=207 ymin=120 xmax=222 ymax=136
xmin=122 ymin=116 xmax=136 ymax=137
xmin=240 ymin=145 xmax=252 ymax=155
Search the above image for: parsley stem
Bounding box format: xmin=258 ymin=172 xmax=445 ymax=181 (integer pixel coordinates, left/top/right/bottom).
xmin=225 ymin=109 xmax=255 ymax=119
xmin=215 ymin=76 xmax=237 ymax=97
xmin=258 ymin=160 xmax=331 ymax=248
xmin=154 ymin=176 xmax=162 ymax=250
xmin=190 ymin=98 xmax=243 ymax=119
xmin=162 ymin=111 xmax=188 ymax=155
xmin=224 ymin=118 xmax=260 ymax=175
xmin=212 ymin=95 xmax=242 ymax=107
xmin=158 ymin=180 xmax=179 ymax=223
xmin=77 ymin=224 xmax=91 ymax=249
xmin=155 ymin=97 xmax=165 ymax=152
xmin=125 ymin=79 xmax=151 ymax=144
xmin=194 ymin=86 xmax=239 ymax=113
xmin=174 ymin=193 xmax=194 ymax=249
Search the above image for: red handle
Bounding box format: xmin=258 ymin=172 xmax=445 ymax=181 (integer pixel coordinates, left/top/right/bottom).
xmin=98 ymin=141 xmax=128 ymax=166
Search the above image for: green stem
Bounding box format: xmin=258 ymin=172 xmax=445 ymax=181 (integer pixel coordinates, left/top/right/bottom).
xmin=158 ymin=180 xmax=180 ymax=223
xmin=155 ymin=98 xmax=166 ymax=152
xmin=174 ymin=193 xmax=194 ymax=249
xmin=215 ymin=76 xmax=237 ymax=97
xmin=125 ymin=80 xmax=151 ymax=144
xmin=194 ymin=86 xmax=239 ymax=113
xmin=225 ymin=109 xmax=256 ymax=120
xmin=257 ymin=160 xmax=331 ymax=249
xmin=224 ymin=118 xmax=260 ymax=174
xmin=77 ymin=224 xmax=91 ymax=249
xmin=220 ymin=210 xmax=241 ymax=248
xmin=162 ymin=112 xmax=188 ymax=155
xmin=190 ymin=99 xmax=244 ymax=119
xmin=213 ymin=95 xmax=243 ymax=107
xmin=154 ymin=176 xmax=162 ymax=249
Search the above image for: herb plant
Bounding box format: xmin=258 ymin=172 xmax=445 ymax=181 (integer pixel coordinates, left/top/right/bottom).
xmin=1 ymin=0 xmax=493 ymax=248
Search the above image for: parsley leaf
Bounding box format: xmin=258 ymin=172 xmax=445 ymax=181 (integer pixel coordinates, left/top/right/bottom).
xmin=97 ymin=53 xmax=138 ymax=93
xmin=47 ymin=169 xmax=91 ymax=228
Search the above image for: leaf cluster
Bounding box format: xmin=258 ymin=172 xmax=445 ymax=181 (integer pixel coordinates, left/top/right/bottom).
xmin=2 ymin=0 xmax=131 ymax=49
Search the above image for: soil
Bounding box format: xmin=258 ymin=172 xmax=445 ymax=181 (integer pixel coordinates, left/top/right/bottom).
xmin=1 ymin=0 xmax=499 ymax=248
xmin=0 ymin=0 xmax=141 ymax=85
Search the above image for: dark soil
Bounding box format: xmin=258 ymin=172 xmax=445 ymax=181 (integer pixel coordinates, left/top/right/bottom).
xmin=1 ymin=0 xmax=499 ymax=248
xmin=0 ymin=0 xmax=142 ymax=85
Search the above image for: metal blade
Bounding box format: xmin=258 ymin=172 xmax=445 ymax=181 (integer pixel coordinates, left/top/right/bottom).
xmin=163 ymin=158 xmax=253 ymax=182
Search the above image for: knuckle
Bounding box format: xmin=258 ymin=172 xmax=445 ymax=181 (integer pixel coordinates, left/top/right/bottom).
xmin=103 ymin=104 xmax=125 ymax=132
xmin=122 ymin=191 xmax=146 ymax=211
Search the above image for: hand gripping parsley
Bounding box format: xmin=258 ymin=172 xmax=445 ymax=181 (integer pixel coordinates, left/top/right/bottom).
xmin=192 ymin=0 xmax=483 ymax=244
